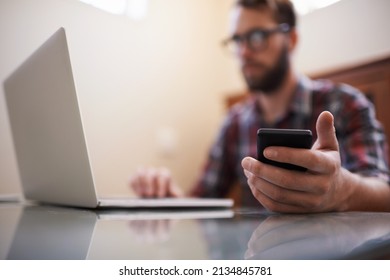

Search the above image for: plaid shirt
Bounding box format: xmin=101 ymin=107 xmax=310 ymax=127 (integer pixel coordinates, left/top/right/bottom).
xmin=191 ymin=76 xmax=390 ymax=207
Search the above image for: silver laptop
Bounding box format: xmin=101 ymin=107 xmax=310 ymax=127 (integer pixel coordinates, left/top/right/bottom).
xmin=3 ymin=27 xmax=233 ymax=209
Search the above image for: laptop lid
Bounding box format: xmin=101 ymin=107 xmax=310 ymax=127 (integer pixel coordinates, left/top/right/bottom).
xmin=3 ymin=28 xmax=99 ymax=208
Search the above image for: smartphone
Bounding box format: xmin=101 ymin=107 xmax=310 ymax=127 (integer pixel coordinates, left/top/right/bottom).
xmin=257 ymin=128 xmax=312 ymax=171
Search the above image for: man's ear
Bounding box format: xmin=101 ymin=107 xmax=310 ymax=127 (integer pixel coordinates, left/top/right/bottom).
xmin=287 ymin=27 xmax=298 ymax=52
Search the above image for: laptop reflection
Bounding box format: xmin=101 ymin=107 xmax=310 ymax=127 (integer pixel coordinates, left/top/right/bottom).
xmin=7 ymin=206 xmax=233 ymax=260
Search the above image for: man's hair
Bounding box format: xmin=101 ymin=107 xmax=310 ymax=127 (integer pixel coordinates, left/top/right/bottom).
xmin=236 ymin=0 xmax=296 ymax=28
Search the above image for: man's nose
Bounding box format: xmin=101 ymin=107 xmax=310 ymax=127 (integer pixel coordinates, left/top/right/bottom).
xmin=237 ymin=41 xmax=254 ymax=59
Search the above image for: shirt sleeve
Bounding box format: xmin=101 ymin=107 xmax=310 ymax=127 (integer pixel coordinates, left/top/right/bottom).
xmin=190 ymin=113 xmax=239 ymax=198
xmin=335 ymin=84 xmax=390 ymax=183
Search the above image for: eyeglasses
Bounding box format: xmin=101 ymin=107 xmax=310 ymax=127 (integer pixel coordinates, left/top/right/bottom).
xmin=222 ymin=23 xmax=290 ymax=53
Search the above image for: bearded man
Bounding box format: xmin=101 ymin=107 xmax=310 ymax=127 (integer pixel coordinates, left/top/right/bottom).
xmin=130 ymin=0 xmax=390 ymax=213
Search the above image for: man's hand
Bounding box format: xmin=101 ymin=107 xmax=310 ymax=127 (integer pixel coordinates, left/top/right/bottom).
xmin=129 ymin=167 xmax=183 ymax=198
xmin=242 ymin=111 xmax=350 ymax=213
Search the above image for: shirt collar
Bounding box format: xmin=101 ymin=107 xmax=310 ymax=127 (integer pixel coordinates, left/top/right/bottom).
xmin=250 ymin=75 xmax=313 ymax=119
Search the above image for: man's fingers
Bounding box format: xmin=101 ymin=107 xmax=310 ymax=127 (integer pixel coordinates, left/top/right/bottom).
xmin=263 ymin=147 xmax=338 ymax=174
xmin=157 ymin=168 xmax=171 ymax=198
xmin=129 ymin=167 xmax=181 ymax=198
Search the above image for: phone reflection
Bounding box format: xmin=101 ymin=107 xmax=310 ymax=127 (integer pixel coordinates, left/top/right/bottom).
xmin=245 ymin=212 xmax=390 ymax=259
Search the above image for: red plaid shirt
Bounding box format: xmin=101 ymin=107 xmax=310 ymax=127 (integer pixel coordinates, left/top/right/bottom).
xmin=192 ymin=76 xmax=390 ymax=207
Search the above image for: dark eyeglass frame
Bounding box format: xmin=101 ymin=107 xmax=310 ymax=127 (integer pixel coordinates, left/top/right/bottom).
xmin=222 ymin=23 xmax=291 ymax=53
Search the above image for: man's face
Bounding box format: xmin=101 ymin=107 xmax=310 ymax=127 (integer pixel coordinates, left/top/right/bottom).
xmin=229 ymin=7 xmax=291 ymax=93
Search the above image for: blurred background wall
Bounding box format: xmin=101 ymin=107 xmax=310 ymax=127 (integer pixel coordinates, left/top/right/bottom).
xmin=1 ymin=0 xmax=389 ymax=197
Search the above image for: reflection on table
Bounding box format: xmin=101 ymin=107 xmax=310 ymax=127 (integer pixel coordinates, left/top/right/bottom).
xmin=1 ymin=203 xmax=390 ymax=259
xmin=245 ymin=212 xmax=390 ymax=259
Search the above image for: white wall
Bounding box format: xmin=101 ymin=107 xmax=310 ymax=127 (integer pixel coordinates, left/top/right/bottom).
xmin=0 ymin=0 xmax=242 ymax=197
xmin=295 ymin=0 xmax=390 ymax=74
xmin=1 ymin=0 xmax=389 ymax=197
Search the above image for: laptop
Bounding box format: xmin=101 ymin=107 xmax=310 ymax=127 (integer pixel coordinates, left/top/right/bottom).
xmin=3 ymin=27 xmax=233 ymax=209
xmin=0 ymin=194 xmax=21 ymax=203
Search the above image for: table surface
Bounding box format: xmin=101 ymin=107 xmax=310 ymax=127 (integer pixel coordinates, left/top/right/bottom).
xmin=1 ymin=202 xmax=390 ymax=260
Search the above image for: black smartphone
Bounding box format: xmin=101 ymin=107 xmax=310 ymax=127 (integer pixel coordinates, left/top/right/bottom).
xmin=257 ymin=128 xmax=312 ymax=171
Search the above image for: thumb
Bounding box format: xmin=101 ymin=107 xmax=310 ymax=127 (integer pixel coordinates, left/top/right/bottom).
xmin=313 ymin=111 xmax=339 ymax=151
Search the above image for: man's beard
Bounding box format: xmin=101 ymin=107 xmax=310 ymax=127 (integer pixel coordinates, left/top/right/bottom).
xmin=243 ymin=45 xmax=289 ymax=94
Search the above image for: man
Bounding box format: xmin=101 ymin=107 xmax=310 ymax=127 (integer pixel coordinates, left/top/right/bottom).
xmin=130 ymin=0 xmax=390 ymax=212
